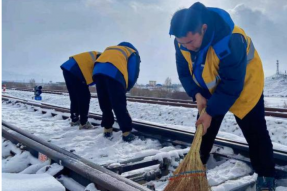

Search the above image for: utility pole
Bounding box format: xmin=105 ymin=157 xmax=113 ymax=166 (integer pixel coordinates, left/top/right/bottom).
xmin=276 ymin=60 xmax=279 ymax=75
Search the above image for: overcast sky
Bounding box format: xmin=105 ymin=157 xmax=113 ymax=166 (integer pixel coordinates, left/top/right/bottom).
xmin=3 ymin=0 xmax=287 ymax=84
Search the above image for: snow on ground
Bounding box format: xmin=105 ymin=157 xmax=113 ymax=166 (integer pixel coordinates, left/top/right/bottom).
xmin=2 ymin=102 xmax=179 ymax=165
xmin=2 ymin=97 xmax=287 ymax=191
xmin=150 ymin=159 xmax=256 ymax=191
xmin=150 ymin=160 xmax=286 ymax=191
xmin=145 ymin=157 xmax=287 ymax=191
xmin=3 ymin=173 xmax=65 ymax=191
xmin=265 ymin=96 xmax=287 ymax=108
xmin=2 ymin=139 xmax=65 ymax=191
xmin=2 ymin=138 xmax=100 ymax=191
xmin=3 ymin=142 xmax=38 ymax=173
xmin=3 ymin=133 xmax=260 ymax=191
xmin=4 ymin=89 xmax=287 ymax=152
xmin=265 ymin=74 xmax=287 ymax=98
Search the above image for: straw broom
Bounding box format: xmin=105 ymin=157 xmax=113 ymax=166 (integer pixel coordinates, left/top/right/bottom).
xmin=164 ymin=109 xmax=209 ymax=191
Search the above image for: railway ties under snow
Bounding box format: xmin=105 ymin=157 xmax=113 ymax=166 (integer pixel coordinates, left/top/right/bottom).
xmin=2 ymin=123 xmax=150 ymax=191
xmin=2 ymin=96 xmax=287 ymax=190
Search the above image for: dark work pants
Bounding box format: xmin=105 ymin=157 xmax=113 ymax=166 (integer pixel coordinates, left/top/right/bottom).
xmin=200 ymin=94 xmax=275 ymax=177
xmin=63 ymin=70 xmax=91 ymax=125
xmin=94 ymin=75 xmax=132 ymax=133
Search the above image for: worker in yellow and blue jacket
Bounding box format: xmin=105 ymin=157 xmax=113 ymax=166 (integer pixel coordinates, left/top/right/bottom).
xmin=60 ymin=51 xmax=101 ymax=129
xmin=170 ymin=2 xmax=275 ymax=190
xmin=93 ymin=42 xmax=141 ymax=142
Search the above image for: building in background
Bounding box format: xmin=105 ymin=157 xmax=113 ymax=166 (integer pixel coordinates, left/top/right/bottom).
xmin=149 ymin=81 xmax=156 ymax=86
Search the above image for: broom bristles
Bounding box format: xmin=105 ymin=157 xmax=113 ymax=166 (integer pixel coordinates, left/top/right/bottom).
xmin=164 ymin=109 xmax=209 ymax=191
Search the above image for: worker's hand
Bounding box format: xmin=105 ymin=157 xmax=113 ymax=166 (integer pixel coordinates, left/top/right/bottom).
xmin=195 ymin=93 xmax=207 ymax=114
xmin=196 ymin=112 xmax=212 ymax=135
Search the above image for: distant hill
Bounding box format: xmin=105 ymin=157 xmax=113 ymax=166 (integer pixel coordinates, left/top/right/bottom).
xmin=264 ymin=74 xmax=287 ymax=97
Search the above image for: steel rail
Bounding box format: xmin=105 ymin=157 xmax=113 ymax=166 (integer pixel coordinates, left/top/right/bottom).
xmin=7 ymin=88 xmax=287 ymax=116
xmin=2 ymin=121 xmax=150 ymax=191
xmin=3 ymin=95 xmax=287 ymax=165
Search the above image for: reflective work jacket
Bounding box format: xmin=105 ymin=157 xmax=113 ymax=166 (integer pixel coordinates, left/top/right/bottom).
xmin=94 ymin=46 xmax=139 ymax=90
xmin=61 ymin=51 xmax=100 ymax=85
xmin=177 ymin=8 xmax=264 ymax=119
xmin=71 ymin=51 xmax=99 ymax=85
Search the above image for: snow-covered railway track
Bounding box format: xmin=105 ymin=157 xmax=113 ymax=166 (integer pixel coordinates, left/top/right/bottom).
xmin=2 ymin=95 xmax=287 ymax=164
xmin=2 ymin=95 xmax=287 ymax=190
xmin=2 ymin=121 xmax=150 ymax=191
xmin=7 ymin=88 xmax=287 ymax=118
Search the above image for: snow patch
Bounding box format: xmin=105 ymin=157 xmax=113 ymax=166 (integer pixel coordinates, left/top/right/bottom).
xmin=3 ymin=173 xmax=65 ymax=191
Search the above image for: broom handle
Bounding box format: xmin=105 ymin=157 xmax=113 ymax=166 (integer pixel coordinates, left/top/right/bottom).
xmin=191 ymin=108 xmax=206 ymax=152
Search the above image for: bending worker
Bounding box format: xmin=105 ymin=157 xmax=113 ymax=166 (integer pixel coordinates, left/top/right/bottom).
xmin=169 ymin=2 xmax=275 ymax=191
xmin=93 ymin=42 xmax=141 ymax=143
xmin=61 ymin=51 xmax=101 ymax=129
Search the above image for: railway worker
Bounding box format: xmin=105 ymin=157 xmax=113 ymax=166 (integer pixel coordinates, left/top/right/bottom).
xmin=60 ymin=51 xmax=101 ymax=130
xmin=169 ymin=2 xmax=275 ymax=190
xmin=92 ymin=42 xmax=141 ymax=142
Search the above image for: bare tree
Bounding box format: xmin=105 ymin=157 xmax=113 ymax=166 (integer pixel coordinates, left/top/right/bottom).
xmin=164 ymin=77 xmax=172 ymax=92
xmin=29 ymin=79 xmax=36 ymax=88
xmin=164 ymin=77 xmax=172 ymax=87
